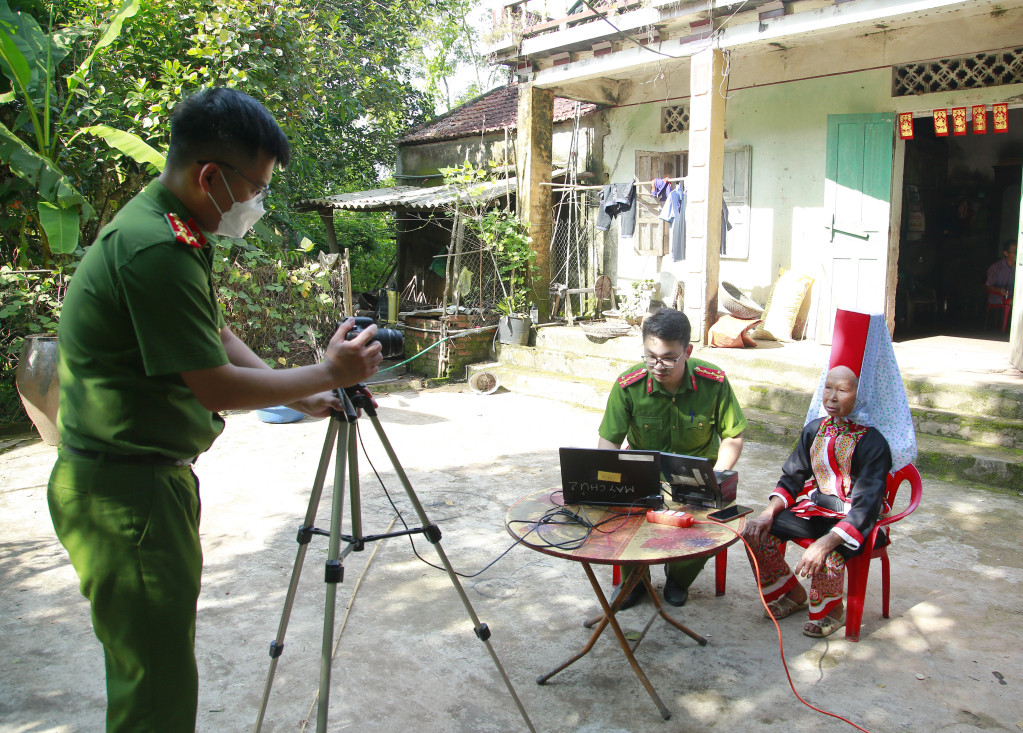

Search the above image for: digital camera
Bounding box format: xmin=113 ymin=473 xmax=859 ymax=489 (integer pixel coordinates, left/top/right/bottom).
xmin=344 ymin=316 xmax=404 ymax=359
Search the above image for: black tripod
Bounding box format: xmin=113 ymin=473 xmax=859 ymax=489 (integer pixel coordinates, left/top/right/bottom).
xmin=253 ymin=386 xmax=535 ymax=733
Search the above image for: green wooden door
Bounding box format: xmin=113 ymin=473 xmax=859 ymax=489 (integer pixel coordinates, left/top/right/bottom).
xmin=820 ymin=113 xmax=895 ymax=342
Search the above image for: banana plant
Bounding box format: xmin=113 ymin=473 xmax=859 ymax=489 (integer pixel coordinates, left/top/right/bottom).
xmin=0 ymin=0 xmax=164 ymax=260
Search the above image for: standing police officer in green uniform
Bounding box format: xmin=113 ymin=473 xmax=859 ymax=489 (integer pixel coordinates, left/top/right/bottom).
xmin=47 ymin=88 xmax=383 ymax=732
xmin=598 ymin=308 xmax=746 ymax=608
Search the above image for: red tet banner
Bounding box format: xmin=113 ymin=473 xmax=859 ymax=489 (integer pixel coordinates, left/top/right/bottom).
xmin=933 ymin=109 xmax=949 ymax=136
xmin=898 ymin=112 xmax=914 ymax=140
xmin=993 ymin=103 xmax=1009 ymax=133
xmin=951 ymin=107 xmax=968 ymax=135
xmin=972 ymin=105 xmax=987 ymax=133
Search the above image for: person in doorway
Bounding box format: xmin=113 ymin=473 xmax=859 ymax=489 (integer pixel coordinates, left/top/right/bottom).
xmin=598 ymin=308 xmax=746 ymax=608
xmin=985 ymin=240 xmax=1016 ymax=304
xmin=47 ymin=87 xmax=383 ymax=732
xmin=741 ymin=309 xmax=917 ymax=637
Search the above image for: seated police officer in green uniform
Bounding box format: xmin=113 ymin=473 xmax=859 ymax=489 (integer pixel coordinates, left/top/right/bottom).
xmin=598 ymin=308 xmax=746 ymax=608
xmin=47 ymin=88 xmax=383 ymax=732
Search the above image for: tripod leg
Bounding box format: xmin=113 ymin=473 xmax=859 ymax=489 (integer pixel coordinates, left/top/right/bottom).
xmin=363 ymin=413 xmax=536 ymax=733
xmin=316 ymin=418 xmax=355 ymax=733
xmin=255 ymin=417 xmax=340 ymax=733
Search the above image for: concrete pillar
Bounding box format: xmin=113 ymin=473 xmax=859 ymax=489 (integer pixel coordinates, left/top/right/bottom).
xmin=684 ymin=48 xmax=727 ymax=344
xmin=516 ymin=84 xmax=554 ymax=319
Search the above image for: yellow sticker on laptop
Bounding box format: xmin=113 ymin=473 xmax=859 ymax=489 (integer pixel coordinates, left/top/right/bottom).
xmin=597 ymin=471 xmax=622 ymax=482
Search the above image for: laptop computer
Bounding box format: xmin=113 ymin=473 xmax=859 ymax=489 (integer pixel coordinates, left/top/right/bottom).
xmin=559 ymin=447 xmax=663 ymax=507
xmin=659 ymin=452 xmax=738 ymax=509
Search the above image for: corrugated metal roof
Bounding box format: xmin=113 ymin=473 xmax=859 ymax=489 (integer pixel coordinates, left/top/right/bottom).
xmin=295 ymin=170 xmax=567 ymax=212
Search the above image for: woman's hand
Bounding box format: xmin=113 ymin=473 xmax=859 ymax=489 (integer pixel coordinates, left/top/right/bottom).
xmin=794 ymin=533 xmax=843 ymax=577
xmin=742 ymin=511 xmax=775 ymax=545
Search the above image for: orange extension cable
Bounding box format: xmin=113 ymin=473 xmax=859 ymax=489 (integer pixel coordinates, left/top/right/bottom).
xmin=697 ymin=519 xmax=872 ymax=733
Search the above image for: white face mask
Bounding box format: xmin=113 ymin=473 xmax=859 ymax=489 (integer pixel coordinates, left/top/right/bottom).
xmin=208 ymin=169 xmax=265 ymax=238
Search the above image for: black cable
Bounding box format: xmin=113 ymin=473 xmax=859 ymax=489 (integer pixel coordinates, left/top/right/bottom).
xmin=356 ymin=425 xmax=532 ymax=578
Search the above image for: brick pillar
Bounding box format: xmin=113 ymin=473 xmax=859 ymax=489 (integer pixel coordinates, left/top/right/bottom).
xmin=684 ymin=48 xmax=727 ymax=344
xmin=516 ymin=84 xmax=554 ymax=319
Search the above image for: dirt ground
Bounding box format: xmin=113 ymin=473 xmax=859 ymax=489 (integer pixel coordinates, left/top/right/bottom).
xmin=2 ymin=387 xmax=1022 ymax=733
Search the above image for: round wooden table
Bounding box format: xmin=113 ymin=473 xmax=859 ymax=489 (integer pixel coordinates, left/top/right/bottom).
xmin=506 ymin=488 xmax=745 ymax=720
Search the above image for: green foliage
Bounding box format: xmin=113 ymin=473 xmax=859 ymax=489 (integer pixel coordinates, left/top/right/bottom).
xmin=477 ymin=209 xmax=535 ymax=315
xmin=0 ymin=0 xmax=162 ymax=261
xmin=211 ymin=243 xmax=344 ymax=367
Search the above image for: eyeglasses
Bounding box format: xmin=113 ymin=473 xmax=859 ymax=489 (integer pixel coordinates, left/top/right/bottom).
xmin=642 ymin=353 xmax=683 ymax=369
xmin=199 ymin=160 xmax=271 ymax=202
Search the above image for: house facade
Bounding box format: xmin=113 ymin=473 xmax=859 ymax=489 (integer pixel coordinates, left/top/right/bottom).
xmin=487 ymin=0 xmax=1023 ymax=365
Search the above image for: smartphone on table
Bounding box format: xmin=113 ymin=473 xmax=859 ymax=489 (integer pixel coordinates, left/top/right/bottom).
xmin=706 ymin=504 xmax=753 ymax=523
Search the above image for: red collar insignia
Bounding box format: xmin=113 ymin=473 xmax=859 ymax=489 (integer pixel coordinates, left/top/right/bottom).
xmin=166 ymin=212 xmax=206 ymax=248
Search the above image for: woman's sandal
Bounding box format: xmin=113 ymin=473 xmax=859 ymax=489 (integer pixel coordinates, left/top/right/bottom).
xmin=802 ymin=611 xmax=846 ymax=638
xmin=764 ymin=596 xmax=809 ymax=620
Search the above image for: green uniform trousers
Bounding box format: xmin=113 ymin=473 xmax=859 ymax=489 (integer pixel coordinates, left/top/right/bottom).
xmin=621 ymin=556 xmax=709 ymax=590
xmin=48 ymin=453 xmax=203 ymax=732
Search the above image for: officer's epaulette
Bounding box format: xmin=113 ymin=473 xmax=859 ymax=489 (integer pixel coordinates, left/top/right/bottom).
xmin=617 ymin=367 xmax=647 ymax=389
xmin=693 ymin=365 xmax=726 ymax=383
xmin=165 ymin=212 xmax=206 ymax=249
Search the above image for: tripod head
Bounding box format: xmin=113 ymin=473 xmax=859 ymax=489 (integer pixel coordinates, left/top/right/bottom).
xmin=333 ymin=383 xmax=377 ymax=422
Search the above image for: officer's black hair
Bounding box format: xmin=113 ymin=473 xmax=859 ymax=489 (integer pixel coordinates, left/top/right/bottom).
xmin=166 ymin=87 xmax=291 ymax=170
xmin=642 ymin=308 xmax=691 ymax=345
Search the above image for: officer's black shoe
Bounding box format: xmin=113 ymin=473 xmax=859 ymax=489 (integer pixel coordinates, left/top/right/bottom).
xmin=662 ymin=575 xmax=689 ymax=607
xmin=610 ymin=572 xmax=648 ymax=610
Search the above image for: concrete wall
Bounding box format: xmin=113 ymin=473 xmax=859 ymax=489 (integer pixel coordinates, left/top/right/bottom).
xmin=397 ymin=116 xmax=602 ymax=178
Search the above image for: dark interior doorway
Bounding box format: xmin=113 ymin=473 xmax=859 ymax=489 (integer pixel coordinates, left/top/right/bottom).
xmin=895 ymin=106 xmax=1022 ymax=341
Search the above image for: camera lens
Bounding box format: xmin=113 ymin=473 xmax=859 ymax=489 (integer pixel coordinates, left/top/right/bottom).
xmin=374 ymin=327 xmax=404 ymax=359
xmin=342 ymin=317 xmax=404 ymax=359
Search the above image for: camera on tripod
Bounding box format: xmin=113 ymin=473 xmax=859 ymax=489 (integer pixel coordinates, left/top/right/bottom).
xmin=344 ymin=316 xmax=404 ymax=359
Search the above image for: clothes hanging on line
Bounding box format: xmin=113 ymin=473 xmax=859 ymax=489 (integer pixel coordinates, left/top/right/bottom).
xmin=596 ymin=182 xmax=637 ymax=239
xmin=659 ymin=184 xmax=687 ymax=262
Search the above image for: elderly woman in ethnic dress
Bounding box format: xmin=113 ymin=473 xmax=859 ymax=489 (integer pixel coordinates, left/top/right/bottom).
xmin=741 ymin=310 xmax=917 ymax=638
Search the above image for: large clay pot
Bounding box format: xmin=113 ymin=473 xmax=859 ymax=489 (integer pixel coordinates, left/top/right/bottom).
xmin=15 ymin=334 xmax=60 ymax=445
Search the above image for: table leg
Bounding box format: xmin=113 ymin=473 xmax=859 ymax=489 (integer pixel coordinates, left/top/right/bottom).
xmin=537 ymin=562 xmax=672 ymax=720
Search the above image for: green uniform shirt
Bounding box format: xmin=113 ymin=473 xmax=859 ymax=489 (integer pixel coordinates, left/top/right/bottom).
xmin=57 ymin=180 xmax=228 ymax=459
xmin=598 ymin=357 xmax=747 ymax=459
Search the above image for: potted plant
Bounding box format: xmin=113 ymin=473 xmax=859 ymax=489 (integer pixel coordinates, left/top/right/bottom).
xmin=479 ymin=210 xmax=537 ymax=344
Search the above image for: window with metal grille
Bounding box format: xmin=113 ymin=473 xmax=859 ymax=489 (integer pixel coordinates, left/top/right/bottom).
xmin=893 ymin=47 xmax=1023 ymax=96
xmin=661 ymin=104 xmax=690 ymax=133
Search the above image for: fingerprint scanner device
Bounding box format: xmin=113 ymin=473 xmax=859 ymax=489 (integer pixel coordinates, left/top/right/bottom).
xmin=559 ymin=447 xmax=663 ymax=508
xmin=660 ymin=452 xmax=738 ymax=509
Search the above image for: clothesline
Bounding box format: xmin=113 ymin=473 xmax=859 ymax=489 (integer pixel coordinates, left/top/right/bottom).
xmin=544 ymin=175 xmax=686 ymax=191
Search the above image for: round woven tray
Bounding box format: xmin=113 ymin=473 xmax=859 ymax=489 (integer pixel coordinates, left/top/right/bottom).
xmin=579 ymin=319 xmax=634 ymax=339
xmin=719 ymin=281 xmax=764 ymax=320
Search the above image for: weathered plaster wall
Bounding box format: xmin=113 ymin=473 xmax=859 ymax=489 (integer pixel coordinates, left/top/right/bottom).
xmin=397 ymin=118 xmax=601 ymax=177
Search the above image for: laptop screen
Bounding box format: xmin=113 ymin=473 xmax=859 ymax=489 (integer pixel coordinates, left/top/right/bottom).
xmin=558 ymin=447 xmax=662 ymax=507
xmin=660 ymin=452 xmax=736 ymax=508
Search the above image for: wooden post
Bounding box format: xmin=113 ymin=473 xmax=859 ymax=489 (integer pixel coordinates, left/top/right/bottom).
xmin=685 ymin=47 xmax=727 ymax=344
xmin=319 ymin=209 xmax=338 ymax=254
xmin=515 ymin=84 xmax=554 ymax=320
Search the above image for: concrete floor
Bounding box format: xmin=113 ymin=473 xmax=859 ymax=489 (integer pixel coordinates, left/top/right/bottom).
xmin=2 ymin=387 xmax=1022 ymax=732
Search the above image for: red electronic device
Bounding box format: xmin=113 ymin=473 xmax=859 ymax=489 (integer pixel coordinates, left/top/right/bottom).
xmin=645 ymin=509 xmax=694 ymax=528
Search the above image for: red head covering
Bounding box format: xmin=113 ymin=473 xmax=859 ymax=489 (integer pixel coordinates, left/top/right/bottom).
xmin=829 ymin=309 xmax=871 ymax=377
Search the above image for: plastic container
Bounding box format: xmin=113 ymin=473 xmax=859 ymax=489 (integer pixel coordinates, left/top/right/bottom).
xmin=256 ymin=405 xmax=305 ymax=424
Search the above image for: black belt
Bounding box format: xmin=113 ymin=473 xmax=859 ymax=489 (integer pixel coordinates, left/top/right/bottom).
xmin=62 ymin=445 xmax=197 ymax=467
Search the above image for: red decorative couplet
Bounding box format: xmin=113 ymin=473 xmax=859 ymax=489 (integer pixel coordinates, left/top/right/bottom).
xmin=951 ymin=107 xmax=968 ymax=136
xmin=972 ymin=105 xmax=987 ymax=134
xmin=933 ymin=109 xmax=949 ymax=137
xmin=898 ymin=112 xmax=914 ymax=140
xmin=993 ymin=103 xmax=1009 ymax=133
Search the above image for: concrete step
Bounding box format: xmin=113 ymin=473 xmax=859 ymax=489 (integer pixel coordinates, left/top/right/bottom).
xmin=470 ymin=361 xmax=1023 ymax=492
xmin=516 ymin=325 xmax=1023 ymax=420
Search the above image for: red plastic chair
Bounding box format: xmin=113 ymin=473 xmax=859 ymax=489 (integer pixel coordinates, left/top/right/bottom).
xmin=985 ymin=292 xmax=1012 ymax=333
xmin=788 ymin=463 xmax=923 ymax=641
